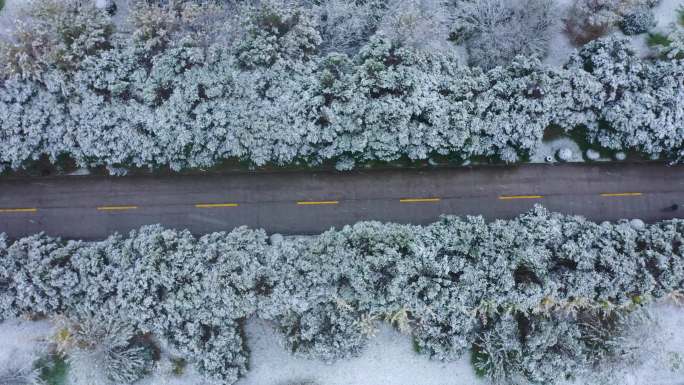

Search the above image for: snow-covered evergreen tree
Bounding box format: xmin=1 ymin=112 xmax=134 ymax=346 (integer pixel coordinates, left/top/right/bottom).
xmin=2 ymin=207 xmax=684 ymax=384
xmin=567 ymin=37 xmax=684 ymax=160
xmin=453 ymin=0 xmax=555 ymax=69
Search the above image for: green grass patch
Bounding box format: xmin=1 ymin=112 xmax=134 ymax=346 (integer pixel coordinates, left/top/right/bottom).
xmin=470 ymin=347 xmax=489 ymax=378
xmin=171 ymin=358 xmax=187 ymax=376
xmin=36 ymin=355 xmax=68 ymax=385
xmin=412 ymin=337 xmax=422 ymax=354
xmin=647 ymin=32 xmax=672 ymax=47
xmin=0 ymin=0 xmax=5 ymax=12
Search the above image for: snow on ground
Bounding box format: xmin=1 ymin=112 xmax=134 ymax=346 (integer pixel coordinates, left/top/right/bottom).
xmin=544 ymin=0 xmax=577 ymax=67
xmin=625 ymin=0 xmax=684 ymax=58
xmin=544 ymin=0 xmax=684 ymax=65
xmin=0 ymin=318 xmax=52 ymax=371
xmin=0 ymin=0 xmax=29 ymax=40
xmin=654 ymin=0 xmax=684 ymax=31
xmin=530 ymin=137 xmax=585 ymax=163
xmin=0 ymin=307 xmax=683 ymax=385
xmin=616 ymin=303 xmax=684 ymax=385
xmin=569 ymin=303 xmax=684 ymax=385
xmin=236 ymin=319 xmax=484 ymax=385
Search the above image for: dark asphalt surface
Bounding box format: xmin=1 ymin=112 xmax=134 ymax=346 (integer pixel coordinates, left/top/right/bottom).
xmin=1 ymin=163 xmax=683 ymax=240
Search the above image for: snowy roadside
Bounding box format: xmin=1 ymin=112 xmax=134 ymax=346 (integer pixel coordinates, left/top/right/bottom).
xmin=2 ymin=303 xmax=683 ymax=385
xmin=236 ymin=320 xmax=482 ymax=385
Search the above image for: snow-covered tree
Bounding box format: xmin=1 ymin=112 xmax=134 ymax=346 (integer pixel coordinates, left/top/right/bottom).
xmin=62 ymin=309 xmax=153 ymax=385
xmin=565 ymin=0 xmax=661 ymax=45
xmin=453 ymin=0 xmax=555 ymax=69
xmin=620 ymin=5 xmax=656 ymax=35
xmin=311 ymin=0 xmax=379 ymax=55
xmin=376 ymin=0 xmax=452 ymax=51
xmin=0 ymin=0 xmax=114 ymax=80
xmin=326 ymin=36 xmax=463 ymax=163
xmin=0 ymin=234 xmax=81 ymax=319
xmin=567 ymin=37 xmax=684 ymax=160
xmin=2 ymin=206 xmax=684 ymax=384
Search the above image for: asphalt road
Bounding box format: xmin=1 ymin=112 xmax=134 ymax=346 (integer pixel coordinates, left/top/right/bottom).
xmin=1 ymin=163 xmax=683 ymax=240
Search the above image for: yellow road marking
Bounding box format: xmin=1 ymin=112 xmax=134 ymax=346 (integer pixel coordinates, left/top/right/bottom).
xmin=399 ymin=198 xmax=441 ymax=203
xmin=600 ymin=192 xmax=643 ymax=197
xmin=0 ymin=208 xmax=38 ymax=213
xmin=499 ymin=195 xmax=544 ymax=200
xmin=195 ymin=203 xmax=239 ymax=208
xmin=97 ymin=205 xmax=138 ymax=211
xmin=297 ymin=201 xmax=339 ymax=205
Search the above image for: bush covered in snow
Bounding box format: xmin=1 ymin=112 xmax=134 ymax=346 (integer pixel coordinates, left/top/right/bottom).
xmin=0 ymin=0 xmax=682 ymax=173
xmin=566 ymin=36 xmax=684 ymax=160
xmin=63 ymin=310 xmax=153 ymax=385
xmin=620 ymin=5 xmax=656 ymax=35
xmin=452 ymin=0 xmax=556 ymax=70
xmin=2 ymin=207 xmax=684 ymax=384
xmin=564 ymin=0 xmax=661 ymax=45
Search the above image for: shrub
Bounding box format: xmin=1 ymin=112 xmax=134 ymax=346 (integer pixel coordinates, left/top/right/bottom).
xmin=564 ymin=0 xmax=619 ymax=45
xmin=647 ymin=32 xmax=672 ymax=47
xmin=565 ymin=0 xmax=662 ymax=44
xmin=453 ymin=0 xmax=555 ymax=69
xmin=620 ymin=6 xmax=656 ymax=35
xmin=35 ymin=354 xmax=69 ymax=385
xmin=660 ymin=29 xmax=684 ymax=59
xmin=376 ymin=0 xmax=452 ymax=51
xmin=0 ymin=234 xmax=81 ymax=320
xmin=0 ymin=0 xmax=114 ymax=79
xmin=128 ymin=0 xmax=231 ymax=55
xmin=235 ymin=1 xmax=321 ymax=68
xmin=312 ymin=0 xmax=377 ymax=55
xmin=63 ymin=311 xmax=153 ymax=385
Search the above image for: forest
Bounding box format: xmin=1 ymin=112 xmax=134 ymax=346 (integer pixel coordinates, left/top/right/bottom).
xmin=0 ymin=0 xmax=682 ymax=173
xmin=1 ymin=206 xmax=684 ymax=384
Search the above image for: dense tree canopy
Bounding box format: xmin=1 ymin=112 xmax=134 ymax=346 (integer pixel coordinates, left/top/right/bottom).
xmin=0 ymin=0 xmax=682 ymax=172
xmin=2 ymin=207 xmax=684 ymax=384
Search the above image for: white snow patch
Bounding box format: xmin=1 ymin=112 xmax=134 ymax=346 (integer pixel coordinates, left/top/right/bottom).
xmin=653 ymin=0 xmax=683 ymax=31
xmin=543 ymin=0 xmax=577 ymax=67
xmin=569 ymin=303 xmax=684 ymax=385
xmin=236 ymin=319 xmax=484 ymax=385
xmin=585 ymin=149 xmax=601 ymax=160
xmin=531 ymin=137 xmax=584 ymax=163
xmin=544 ymin=0 xmax=684 ymax=65
xmin=0 ymin=0 xmax=30 ymax=40
xmin=68 ymin=168 xmax=91 ymax=176
xmin=627 ymin=31 xmax=656 ymax=58
xmin=624 ymin=303 xmax=684 ymax=384
xmin=0 ymin=318 xmax=53 ymax=369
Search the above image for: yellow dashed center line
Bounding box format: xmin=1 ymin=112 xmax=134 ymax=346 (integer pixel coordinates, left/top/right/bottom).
xmin=498 ymin=195 xmax=544 ymax=200
xmin=600 ymin=192 xmax=643 ymax=197
xmin=2 ymin=191 xmax=652 ymax=215
xmin=0 ymin=208 xmax=38 ymax=213
xmin=195 ymin=203 xmax=239 ymax=208
xmin=399 ymin=198 xmax=441 ymax=203
xmin=297 ymin=201 xmax=339 ymax=205
xmin=97 ymin=205 xmax=138 ymax=211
